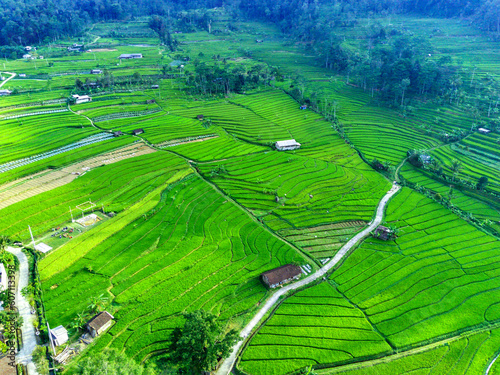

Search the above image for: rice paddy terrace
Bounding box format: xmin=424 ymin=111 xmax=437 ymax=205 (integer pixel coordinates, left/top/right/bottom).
xmin=0 ymin=13 xmax=499 ymax=375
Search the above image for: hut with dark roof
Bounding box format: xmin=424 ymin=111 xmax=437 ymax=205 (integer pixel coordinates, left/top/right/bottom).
xmin=132 ymin=129 xmax=144 ymax=135
xmin=197 ymin=114 xmax=204 ymax=121
xmin=113 ymin=131 xmax=123 ymax=137
xmin=87 ymin=311 xmax=114 ymax=338
xmin=261 ymin=264 xmax=302 ymax=289
xmin=374 ymin=226 xmax=393 ymax=241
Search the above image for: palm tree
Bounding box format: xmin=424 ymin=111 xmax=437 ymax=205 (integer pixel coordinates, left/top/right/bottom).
xmin=88 ymin=294 xmax=109 ymax=314
xmin=450 ymin=159 xmax=463 ymax=182
xmin=71 ymin=311 xmax=88 ymax=330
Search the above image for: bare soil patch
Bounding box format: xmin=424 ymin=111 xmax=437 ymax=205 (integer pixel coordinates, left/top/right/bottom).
xmin=0 ymin=143 xmax=155 ymax=210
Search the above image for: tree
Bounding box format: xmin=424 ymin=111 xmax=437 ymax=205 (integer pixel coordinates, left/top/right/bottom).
xmin=75 ymin=348 xmax=155 ymax=375
xmin=477 ymin=176 xmax=489 ymax=190
xmin=87 ymin=294 xmax=108 ymax=314
xmin=0 ymin=235 xmax=10 ymax=252
xmin=450 ymin=159 xmax=463 ymax=181
xmin=168 ymin=310 xmax=239 ymax=374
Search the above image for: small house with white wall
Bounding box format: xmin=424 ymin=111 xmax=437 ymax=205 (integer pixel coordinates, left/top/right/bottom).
xmin=87 ymin=311 xmax=114 ymax=337
xmin=478 ymin=128 xmax=491 ymax=134
xmin=275 ymin=139 xmax=301 ymax=151
xmin=50 ymin=325 xmax=69 ymax=347
xmin=72 ymin=95 xmax=92 ymax=104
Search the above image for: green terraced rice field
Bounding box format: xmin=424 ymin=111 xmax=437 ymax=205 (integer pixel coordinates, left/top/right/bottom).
xmin=40 ymin=174 xmax=305 ymax=362
xmin=240 ymin=282 xmax=392 ymax=375
xmin=198 ymin=151 xmax=390 ymax=232
xmin=279 ymin=221 xmax=367 ymax=259
xmin=319 ymin=327 xmax=500 ymax=375
xmin=331 ymin=188 xmax=500 ymax=349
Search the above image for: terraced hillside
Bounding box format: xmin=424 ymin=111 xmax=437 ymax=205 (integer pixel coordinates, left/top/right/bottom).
xmin=198 ymin=151 xmax=390 ymax=232
xmin=40 ymin=175 xmax=305 ymax=362
xmin=240 ymin=282 xmax=392 ymax=375
xmin=238 ymin=187 xmax=500 ymax=374
xmin=318 ymin=327 xmax=500 ymax=375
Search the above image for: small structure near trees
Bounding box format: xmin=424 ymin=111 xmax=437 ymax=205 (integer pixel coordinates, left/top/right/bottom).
xmin=300 ymin=104 xmax=307 ymax=110
xmin=373 ymin=225 xmax=395 ymax=241
xmin=0 ymin=89 xmax=12 ymax=96
xmin=478 ymin=128 xmax=491 ymax=134
xmin=132 ymin=129 xmax=144 ymax=135
xmin=87 ymin=311 xmax=114 ymax=338
xmin=261 ymin=264 xmax=302 ymax=288
xmin=151 ymin=84 xmax=159 ymax=89
xmin=197 ymin=114 xmax=204 ymax=121
xmin=50 ymin=325 xmax=69 ymax=347
xmin=275 ymin=139 xmax=301 ymax=151
xmin=113 ymin=131 xmax=123 ymax=137
xmin=71 ymin=94 xmax=92 ymax=104
xmin=91 ymin=69 xmax=102 ymax=74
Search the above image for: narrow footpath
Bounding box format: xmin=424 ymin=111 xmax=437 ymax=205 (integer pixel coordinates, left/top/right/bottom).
xmin=7 ymin=247 xmax=39 ymax=375
xmin=216 ymin=182 xmax=401 ymax=375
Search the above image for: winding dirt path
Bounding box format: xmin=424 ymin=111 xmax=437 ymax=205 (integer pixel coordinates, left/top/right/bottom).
xmin=216 ymin=182 xmax=401 ymax=375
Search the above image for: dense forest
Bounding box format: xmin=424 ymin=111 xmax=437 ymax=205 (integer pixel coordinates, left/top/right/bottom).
xmin=1 ymin=0 xmax=500 ymax=49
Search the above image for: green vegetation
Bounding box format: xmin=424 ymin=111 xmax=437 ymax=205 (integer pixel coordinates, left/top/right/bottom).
xmin=168 ymin=310 xmax=238 ymax=373
xmin=240 ymin=282 xmax=392 ymax=375
xmin=318 ymin=327 xmax=500 ymax=374
xmin=2 ymin=3 xmax=500 ymax=374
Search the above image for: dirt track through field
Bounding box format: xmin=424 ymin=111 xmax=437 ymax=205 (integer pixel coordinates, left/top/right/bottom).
xmin=0 ymin=143 xmax=155 ymax=210
xmin=216 ymin=182 xmax=401 ymax=375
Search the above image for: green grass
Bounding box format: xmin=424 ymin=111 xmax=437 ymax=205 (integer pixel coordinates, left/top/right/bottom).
xmin=0 ymin=152 xmax=188 ymax=241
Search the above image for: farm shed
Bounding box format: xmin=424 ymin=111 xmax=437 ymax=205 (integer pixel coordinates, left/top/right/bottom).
xmin=113 ymin=131 xmax=124 ymax=137
xmin=0 ymin=90 xmax=12 ymax=96
xmin=0 ymin=263 xmax=7 ymax=291
xmin=146 ymin=99 xmax=156 ymax=104
xmin=151 ymin=85 xmax=159 ymax=89
xmin=119 ymin=53 xmax=143 ymax=59
xmin=478 ymin=128 xmax=491 ymax=134
xmin=261 ymin=264 xmax=302 ymax=288
xmin=132 ymin=129 xmax=144 ymax=135
xmin=50 ymin=325 xmax=69 ymax=346
xmin=197 ymin=114 xmax=204 ymax=120
xmin=300 ymin=105 xmax=307 ymax=110
xmin=23 ymin=54 xmax=32 ymax=59
xmin=24 ymin=46 xmax=32 ymax=51
xmin=91 ymin=69 xmax=102 ymax=74
xmin=19 ymin=73 xmax=27 ymax=77
xmin=275 ymin=139 xmax=301 ymax=151
xmin=72 ymin=94 xmax=92 ymax=104
xmin=87 ymin=311 xmax=114 ymax=337
xmin=374 ymin=226 xmax=392 ymax=241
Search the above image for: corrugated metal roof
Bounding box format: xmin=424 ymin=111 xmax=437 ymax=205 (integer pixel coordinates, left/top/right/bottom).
xmin=276 ymin=139 xmax=301 ymax=147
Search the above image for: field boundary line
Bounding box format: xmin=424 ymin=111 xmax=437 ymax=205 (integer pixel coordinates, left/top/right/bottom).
xmin=215 ymin=182 xmax=401 ymax=375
